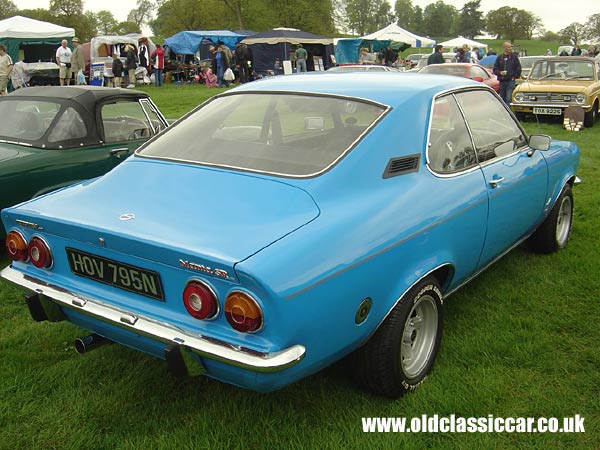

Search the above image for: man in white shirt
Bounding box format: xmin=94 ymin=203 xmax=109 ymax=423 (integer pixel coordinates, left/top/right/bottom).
xmin=0 ymin=45 xmax=13 ymax=95
xmin=55 ymin=39 xmax=72 ymax=86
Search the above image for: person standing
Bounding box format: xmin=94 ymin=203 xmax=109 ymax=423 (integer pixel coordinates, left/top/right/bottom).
xmin=111 ymin=53 xmax=123 ymax=87
xmin=70 ymin=37 xmax=86 ymax=85
xmin=0 ymin=45 xmax=13 ymax=95
xmin=295 ymin=44 xmax=308 ymax=72
xmin=151 ymin=44 xmax=165 ymax=87
xmin=493 ymin=42 xmax=522 ymax=105
xmin=383 ymin=45 xmax=397 ymax=67
xmin=55 ymin=39 xmax=72 ymax=86
xmin=427 ymin=45 xmax=445 ymax=65
xmin=125 ymin=45 xmax=137 ymax=88
xmin=211 ymin=43 xmax=230 ymax=88
xmin=235 ymin=41 xmax=251 ymax=84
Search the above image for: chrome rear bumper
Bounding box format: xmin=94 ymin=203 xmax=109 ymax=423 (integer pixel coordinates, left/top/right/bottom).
xmin=1 ymin=266 xmax=305 ymax=373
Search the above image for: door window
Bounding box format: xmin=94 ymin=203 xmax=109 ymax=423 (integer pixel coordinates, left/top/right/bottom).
xmin=455 ymin=90 xmax=527 ymax=163
xmin=101 ymin=100 xmax=154 ymax=143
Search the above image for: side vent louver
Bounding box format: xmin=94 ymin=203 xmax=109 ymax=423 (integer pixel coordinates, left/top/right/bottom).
xmin=383 ymin=154 xmax=420 ymax=179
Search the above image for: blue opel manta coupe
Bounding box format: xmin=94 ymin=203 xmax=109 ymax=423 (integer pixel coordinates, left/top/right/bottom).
xmin=1 ymin=73 xmax=580 ymax=398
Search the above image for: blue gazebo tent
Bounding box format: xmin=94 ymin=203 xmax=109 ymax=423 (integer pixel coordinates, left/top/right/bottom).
xmin=164 ymin=30 xmax=246 ymax=56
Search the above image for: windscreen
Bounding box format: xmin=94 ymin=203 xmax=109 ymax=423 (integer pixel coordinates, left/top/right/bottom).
xmin=138 ymin=93 xmax=386 ymax=177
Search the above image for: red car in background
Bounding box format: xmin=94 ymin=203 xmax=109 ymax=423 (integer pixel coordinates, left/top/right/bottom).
xmin=419 ymin=63 xmax=500 ymax=92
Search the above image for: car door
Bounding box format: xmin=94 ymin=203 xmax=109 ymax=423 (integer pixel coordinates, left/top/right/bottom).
xmin=455 ymin=89 xmax=548 ymax=267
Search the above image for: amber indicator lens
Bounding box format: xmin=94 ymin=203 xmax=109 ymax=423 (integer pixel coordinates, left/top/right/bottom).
xmin=6 ymin=231 xmax=28 ymax=262
xmin=224 ymin=292 xmax=263 ymax=333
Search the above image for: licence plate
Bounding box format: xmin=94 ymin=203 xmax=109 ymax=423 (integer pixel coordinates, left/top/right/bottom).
xmin=533 ymin=107 xmax=562 ymax=116
xmin=66 ymin=248 xmax=164 ymax=301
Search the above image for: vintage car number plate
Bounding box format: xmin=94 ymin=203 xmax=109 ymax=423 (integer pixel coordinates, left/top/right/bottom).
xmin=533 ymin=107 xmax=562 ymax=116
xmin=66 ymin=248 xmax=164 ymax=301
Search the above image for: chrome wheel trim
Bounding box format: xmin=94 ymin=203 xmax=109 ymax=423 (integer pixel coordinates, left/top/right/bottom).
xmin=400 ymin=295 xmax=438 ymax=379
xmin=556 ymin=195 xmax=572 ymax=247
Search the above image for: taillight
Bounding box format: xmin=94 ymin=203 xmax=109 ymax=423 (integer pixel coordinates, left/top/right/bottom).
xmin=6 ymin=230 xmax=28 ymax=262
xmin=28 ymin=237 xmax=53 ymax=269
xmin=224 ymin=291 xmax=263 ymax=333
xmin=183 ymin=281 xmax=218 ymax=320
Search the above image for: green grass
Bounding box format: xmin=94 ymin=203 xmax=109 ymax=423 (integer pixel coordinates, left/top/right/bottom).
xmin=1 ymin=85 xmax=599 ymax=449
xmin=403 ymin=39 xmax=562 ymax=58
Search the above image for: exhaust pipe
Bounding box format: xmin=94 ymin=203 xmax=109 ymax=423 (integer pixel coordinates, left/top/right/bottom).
xmin=74 ymin=333 xmax=110 ymax=354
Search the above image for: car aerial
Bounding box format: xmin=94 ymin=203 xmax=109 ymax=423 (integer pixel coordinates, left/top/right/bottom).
xmin=418 ymin=63 xmax=499 ymax=91
xmin=2 ymin=73 xmax=580 ymax=398
xmin=326 ymin=64 xmax=399 ymax=72
xmin=511 ymin=56 xmax=600 ymax=126
xmin=0 ymin=86 xmax=169 ymax=240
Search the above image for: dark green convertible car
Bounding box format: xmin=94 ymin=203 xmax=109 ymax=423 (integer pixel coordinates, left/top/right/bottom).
xmin=0 ymin=86 xmax=168 ymax=239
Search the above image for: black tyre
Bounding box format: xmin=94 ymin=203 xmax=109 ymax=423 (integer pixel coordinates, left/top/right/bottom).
xmin=584 ymin=102 xmax=597 ymax=128
xmin=351 ymin=276 xmax=443 ymax=398
xmin=528 ymin=184 xmax=573 ymax=254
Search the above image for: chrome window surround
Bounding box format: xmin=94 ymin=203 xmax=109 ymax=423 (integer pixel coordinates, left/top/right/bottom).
xmin=134 ymin=90 xmax=392 ymax=179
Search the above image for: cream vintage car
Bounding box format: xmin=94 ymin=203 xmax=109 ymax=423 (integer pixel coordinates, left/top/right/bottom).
xmin=511 ymin=56 xmax=600 ymax=127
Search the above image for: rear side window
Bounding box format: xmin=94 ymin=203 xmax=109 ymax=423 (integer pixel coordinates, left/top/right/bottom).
xmin=101 ymin=100 xmax=155 ymax=143
xmin=48 ymin=107 xmax=87 ymax=142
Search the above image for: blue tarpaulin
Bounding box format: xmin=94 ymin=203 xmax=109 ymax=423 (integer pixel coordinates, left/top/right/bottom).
xmin=164 ymin=30 xmax=246 ymax=55
xmin=335 ymin=39 xmax=398 ymax=65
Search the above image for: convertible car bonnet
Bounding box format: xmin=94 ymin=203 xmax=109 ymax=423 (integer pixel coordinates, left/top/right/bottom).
xmin=5 ymin=157 xmax=320 ymax=273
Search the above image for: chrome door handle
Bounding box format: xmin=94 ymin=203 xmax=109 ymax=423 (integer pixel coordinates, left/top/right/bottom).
xmin=489 ymin=177 xmax=505 ymax=188
xmin=110 ymin=147 xmax=130 ymax=158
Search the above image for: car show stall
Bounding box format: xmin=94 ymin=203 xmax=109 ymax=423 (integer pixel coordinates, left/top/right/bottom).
xmin=241 ymin=27 xmax=333 ymax=74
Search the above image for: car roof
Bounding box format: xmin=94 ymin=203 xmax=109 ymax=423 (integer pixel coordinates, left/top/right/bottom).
xmin=228 ymin=72 xmax=484 ymax=108
xmin=6 ymin=86 xmax=149 ymax=111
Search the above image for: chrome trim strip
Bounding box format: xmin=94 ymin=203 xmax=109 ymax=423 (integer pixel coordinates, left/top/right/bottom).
xmin=1 ymin=266 xmax=305 ymax=373
xmin=511 ymin=102 xmax=591 ymax=111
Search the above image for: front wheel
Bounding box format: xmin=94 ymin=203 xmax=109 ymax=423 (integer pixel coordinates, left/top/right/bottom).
xmin=351 ymin=276 xmax=443 ymax=398
xmin=528 ymin=184 xmax=573 ymax=253
xmin=584 ymin=102 xmax=597 ymax=127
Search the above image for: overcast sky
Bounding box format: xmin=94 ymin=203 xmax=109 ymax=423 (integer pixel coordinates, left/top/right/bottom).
xmin=16 ymin=0 xmax=595 ymax=34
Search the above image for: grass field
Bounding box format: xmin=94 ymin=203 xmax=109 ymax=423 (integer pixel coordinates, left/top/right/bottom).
xmin=1 ymin=83 xmax=599 ymax=449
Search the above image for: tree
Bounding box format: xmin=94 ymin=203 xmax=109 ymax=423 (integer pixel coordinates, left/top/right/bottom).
xmin=422 ymin=1 xmax=457 ymax=38
xmin=486 ymin=7 xmax=540 ymax=41
xmin=16 ymin=8 xmax=57 ymax=23
xmin=584 ymin=13 xmax=600 ymax=41
xmin=395 ymin=0 xmax=415 ymax=32
xmin=457 ymin=0 xmax=485 ymax=39
xmin=152 ymin=0 xmax=230 ymax=38
xmin=96 ymin=10 xmax=119 ymax=35
xmin=345 ymin=0 xmax=391 ymax=35
xmin=49 ymin=0 xmax=84 ymax=18
xmin=266 ymin=0 xmax=335 ymax=35
xmin=112 ymin=21 xmax=142 ymax=35
xmin=0 ymin=0 xmax=18 ymax=20
xmin=127 ymin=0 xmax=155 ymax=28
xmin=541 ymin=30 xmax=561 ymax=42
xmin=559 ymin=22 xmax=587 ymax=46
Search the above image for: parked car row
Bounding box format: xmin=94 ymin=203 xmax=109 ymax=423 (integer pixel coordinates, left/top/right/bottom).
xmin=1 ymin=73 xmax=580 ymax=398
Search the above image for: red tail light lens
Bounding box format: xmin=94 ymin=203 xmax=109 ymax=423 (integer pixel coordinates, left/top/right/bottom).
xmin=6 ymin=231 xmax=28 ymax=262
xmin=224 ymin=292 xmax=263 ymax=333
xmin=183 ymin=281 xmax=218 ymax=320
xmin=28 ymin=237 xmax=53 ymax=268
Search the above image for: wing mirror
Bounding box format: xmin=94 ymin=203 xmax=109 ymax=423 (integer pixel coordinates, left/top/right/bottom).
xmin=529 ymin=134 xmax=551 ymax=151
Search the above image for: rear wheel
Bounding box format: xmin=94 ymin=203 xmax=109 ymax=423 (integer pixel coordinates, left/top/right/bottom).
xmin=528 ymin=185 xmax=573 ymax=253
xmin=351 ymin=276 xmax=443 ymax=398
